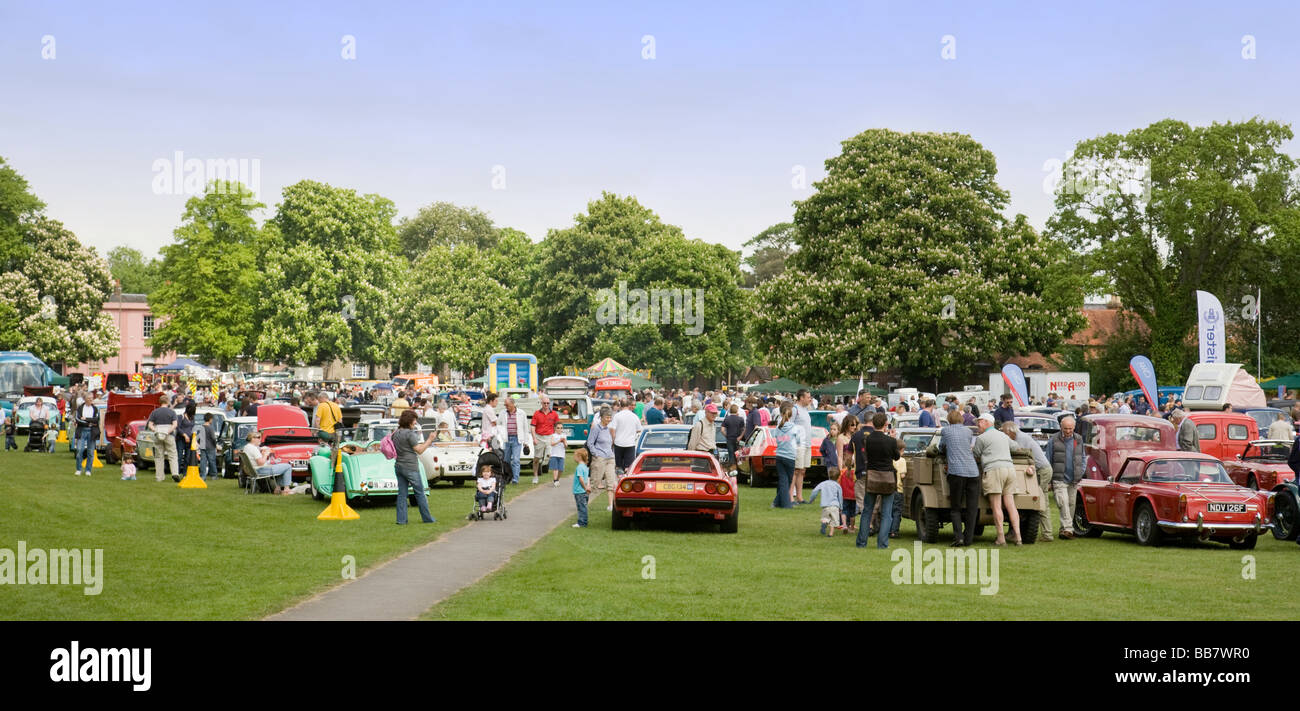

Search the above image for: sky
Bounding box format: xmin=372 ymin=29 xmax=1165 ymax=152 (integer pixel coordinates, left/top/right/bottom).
xmin=2 ymin=0 xmax=1298 ymax=259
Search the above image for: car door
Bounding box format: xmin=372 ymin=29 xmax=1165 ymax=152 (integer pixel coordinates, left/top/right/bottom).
xmin=1109 ymin=458 xmax=1143 ymax=529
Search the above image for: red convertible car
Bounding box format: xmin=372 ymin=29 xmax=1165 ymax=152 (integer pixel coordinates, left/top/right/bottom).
xmin=1223 ymin=439 xmax=1295 ymax=492
xmin=735 ymin=425 xmax=829 ymax=487
xmin=1075 ymin=451 xmax=1274 ymax=549
xmin=612 ymin=451 xmax=738 ymax=533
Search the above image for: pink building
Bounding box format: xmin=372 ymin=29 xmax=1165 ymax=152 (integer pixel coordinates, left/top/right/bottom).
xmin=73 ymin=293 xmax=176 ymax=375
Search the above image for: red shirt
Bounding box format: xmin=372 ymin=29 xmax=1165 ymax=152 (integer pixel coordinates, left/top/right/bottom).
xmin=838 ymin=469 xmax=855 ymax=500
xmin=531 ymin=409 xmax=559 ymax=436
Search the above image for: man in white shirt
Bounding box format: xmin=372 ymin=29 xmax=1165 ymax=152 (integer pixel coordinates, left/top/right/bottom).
xmin=790 ymin=389 xmax=815 ymax=504
xmin=610 ymin=398 xmax=643 ymax=475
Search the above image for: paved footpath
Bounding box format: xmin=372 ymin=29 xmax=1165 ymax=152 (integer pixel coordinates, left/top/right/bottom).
xmin=267 ymin=482 xmax=579 ymax=620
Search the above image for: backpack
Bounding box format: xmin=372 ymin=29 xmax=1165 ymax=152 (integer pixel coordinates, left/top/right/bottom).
xmin=380 ymin=433 xmax=397 ymax=460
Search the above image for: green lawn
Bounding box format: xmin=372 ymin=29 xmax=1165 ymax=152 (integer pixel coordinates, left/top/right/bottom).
xmin=0 ymin=448 xmax=549 ymax=620
xmin=425 ymin=485 xmax=1300 ymax=620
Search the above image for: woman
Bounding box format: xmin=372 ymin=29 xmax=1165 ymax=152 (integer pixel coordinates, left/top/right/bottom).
xmin=480 ymin=392 xmax=499 ymax=450
xmin=73 ymin=396 xmax=99 ymax=477
xmin=392 ymin=410 xmax=437 ymax=524
xmin=838 ymin=415 xmax=859 ymax=525
xmin=585 ymin=407 xmax=617 ymax=512
xmin=771 ymin=403 xmax=803 ymax=509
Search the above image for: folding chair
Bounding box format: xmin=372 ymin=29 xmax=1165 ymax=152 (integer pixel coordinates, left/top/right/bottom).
xmin=240 ymin=451 xmax=279 ymax=494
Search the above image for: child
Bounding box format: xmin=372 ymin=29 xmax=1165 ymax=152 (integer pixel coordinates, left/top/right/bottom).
xmin=807 ymin=475 xmax=844 ymax=537
xmin=571 ymin=448 xmax=591 ymax=528
xmin=475 ymin=463 xmax=497 ymax=512
xmin=838 ymin=467 xmax=856 ymax=532
xmin=549 ymin=432 xmax=566 ymax=487
xmin=4 ymin=413 xmax=16 ymax=451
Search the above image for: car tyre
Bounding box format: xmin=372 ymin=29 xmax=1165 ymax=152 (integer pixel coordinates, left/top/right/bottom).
xmin=1272 ymin=487 xmax=1300 ymax=541
xmin=720 ymin=499 xmax=739 ymax=534
xmin=1075 ymin=493 xmax=1103 ymax=537
xmin=611 ymin=506 xmax=630 ymax=530
xmin=308 ymin=481 xmax=325 ymax=501
xmin=1017 ymin=510 xmax=1040 ymax=544
xmin=1227 ymin=534 xmax=1257 ymax=550
xmin=1133 ymin=502 xmax=1163 ymax=547
xmin=453 ymin=479 xmax=465 ymax=487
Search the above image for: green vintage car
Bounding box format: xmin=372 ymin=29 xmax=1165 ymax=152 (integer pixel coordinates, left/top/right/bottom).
xmin=306 ymin=445 xmax=429 ymax=502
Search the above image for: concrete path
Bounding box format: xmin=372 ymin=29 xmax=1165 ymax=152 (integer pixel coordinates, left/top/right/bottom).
xmin=267 ymin=482 xmax=578 ymax=620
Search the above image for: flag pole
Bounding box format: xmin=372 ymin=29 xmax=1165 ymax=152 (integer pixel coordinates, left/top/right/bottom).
xmin=1257 ymin=286 xmax=1262 ymax=378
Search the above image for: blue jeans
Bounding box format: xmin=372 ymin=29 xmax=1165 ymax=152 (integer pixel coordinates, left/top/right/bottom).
xmin=858 ymin=491 xmax=894 ymax=548
xmin=772 ymin=457 xmax=795 ymax=508
xmin=504 ymin=436 xmax=522 ymax=484
xmin=258 ymin=462 xmax=293 ymax=488
xmin=395 ymin=465 xmax=434 ymax=524
xmin=200 ymin=449 xmax=218 ymax=479
xmin=889 ymin=492 xmax=903 ymax=535
xmin=574 ymin=492 xmax=588 ymax=527
xmin=75 ymin=430 xmax=94 ymax=473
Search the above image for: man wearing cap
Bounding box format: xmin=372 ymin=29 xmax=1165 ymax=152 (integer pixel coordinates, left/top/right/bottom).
xmin=688 ymin=403 xmax=719 ymax=456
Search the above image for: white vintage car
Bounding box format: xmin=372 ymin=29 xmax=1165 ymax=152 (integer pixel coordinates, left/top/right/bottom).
xmin=419 ymin=426 xmax=486 ymax=485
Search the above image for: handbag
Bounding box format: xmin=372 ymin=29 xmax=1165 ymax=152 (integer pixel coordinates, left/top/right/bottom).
xmin=865 ymin=468 xmax=896 ymax=495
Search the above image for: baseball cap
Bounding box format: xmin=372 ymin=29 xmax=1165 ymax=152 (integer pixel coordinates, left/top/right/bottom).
xmin=704 ymin=403 xmax=718 ymax=413
xmin=978 ymin=413 xmax=995 ymax=424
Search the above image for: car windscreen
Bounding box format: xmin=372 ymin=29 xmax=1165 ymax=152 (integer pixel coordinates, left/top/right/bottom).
xmin=901 ymin=433 xmax=932 ymax=452
xmin=1114 ymin=426 xmax=1164 ymax=443
xmin=1144 ymin=459 xmax=1232 ymax=484
xmin=637 ymin=454 xmax=713 ymax=473
xmin=1248 ymin=442 xmax=1291 ymax=459
xmin=1016 ymin=417 xmax=1059 ymax=432
xmin=641 ymin=431 xmax=689 ymax=450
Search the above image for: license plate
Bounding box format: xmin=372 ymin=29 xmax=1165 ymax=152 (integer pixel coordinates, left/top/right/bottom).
xmin=450 ymin=464 xmax=470 ymax=472
xmin=1208 ymin=502 xmax=1246 ymax=513
xmin=657 ymin=482 xmax=693 ymax=492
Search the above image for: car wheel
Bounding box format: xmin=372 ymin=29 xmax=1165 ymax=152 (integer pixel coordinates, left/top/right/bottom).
xmin=720 ymin=499 xmax=739 ymax=534
xmin=1017 ymin=510 xmax=1040 ymax=545
xmin=912 ymin=492 xmax=934 ymax=543
xmin=453 ymin=479 xmax=465 ymax=487
xmin=611 ymin=506 xmax=630 ymax=530
xmin=1228 ymin=534 xmax=1257 ymax=550
xmin=1271 ymin=488 xmax=1299 ymax=541
xmin=1075 ymin=493 xmax=1103 ymax=538
xmin=1133 ymin=502 xmax=1163 ymax=547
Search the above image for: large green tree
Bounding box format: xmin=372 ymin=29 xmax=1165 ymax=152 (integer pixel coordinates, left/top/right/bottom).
xmin=752 ymin=129 xmax=1086 ymax=384
xmin=0 ymin=155 xmax=45 ymax=273
xmin=396 ymin=202 xmax=499 ymax=261
xmin=1048 ymin=118 xmax=1300 ymax=379
xmin=527 ymin=192 xmax=750 ymax=379
xmin=254 ymin=180 xmax=399 ymax=367
xmin=742 ymin=222 xmax=796 ymax=286
xmin=0 ymin=217 xmax=119 ymax=364
xmin=106 ymin=246 xmax=163 ymax=295
xmin=148 ymin=182 xmax=262 ymax=368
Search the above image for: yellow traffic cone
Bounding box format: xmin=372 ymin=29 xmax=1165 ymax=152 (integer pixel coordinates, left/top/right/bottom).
xmin=56 ymin=424 xmax=68 ymax=444
xmin=318 ymin=444 xmax=358 ymax=520
xmin=179 ymin=433 xmax=206 ymax=488
xmin=92 ymin=450 xmax=103 ymax=468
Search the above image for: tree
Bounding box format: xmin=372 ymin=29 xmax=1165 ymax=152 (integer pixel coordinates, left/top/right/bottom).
xmin=106 ymin=246 xmax=163 ymax=295
xmin=396 ymin=202 xmax=499 ymax=260
xmin=0 ymin=155 xmax=45 ymax=273
xmin=147 ymin=182 xmax=263 ymax=368
xmin=751 ymin=129 xmax=1086 ymax=384
xmin=742 ymin=222 xmax=796 ymax=286
xmin=254 ymin=180 xmax=399 ymax=367
xmin=0 ymin=217 xmax=119 ymax=364
xmin=1048 ymin=118 xmax=1300 ymax=379
xmin=527 ymin=192 xmax=751 ymax=379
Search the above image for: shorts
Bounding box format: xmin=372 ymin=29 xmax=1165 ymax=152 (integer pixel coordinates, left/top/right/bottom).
xmin=533 ymin=434 xmax=556 ymax=457
xmin=982 ymin=466 xmax=1018 ymax=496
xmin=613 ymin=445 xmax=636 ymax=472
xmin=842 ymin=498 xmax=857 ymax=521
xmin=821 ymin=505 xmax=840 ymax=525
xmin=549 ymin=456 xmax=564 ymax=474
xmin=795 ymin=447 xmax=812 ymax=469
xmin=591 ymin=456 xmax=617 ymax=489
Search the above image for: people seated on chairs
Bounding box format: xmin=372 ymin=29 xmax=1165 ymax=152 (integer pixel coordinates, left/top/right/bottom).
xmin=243 ymin=430 xmax=293 ymax=495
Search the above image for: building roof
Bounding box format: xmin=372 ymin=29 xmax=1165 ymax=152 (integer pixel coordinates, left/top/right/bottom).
xmin=108 ymin=293 xmax=150 ymax=304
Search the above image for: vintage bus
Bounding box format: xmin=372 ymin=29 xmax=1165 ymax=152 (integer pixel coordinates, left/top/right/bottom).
xmin=543 ymin=375 xmax=593 ymax=446
xmin=0 ymin=351 xmax=58 ymax=415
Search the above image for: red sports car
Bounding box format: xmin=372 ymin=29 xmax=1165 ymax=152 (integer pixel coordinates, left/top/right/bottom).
xmin=1075 ymin=451 xmax=1274 ymax=549
xmin=256 ymin=404 xmax=321 ymax=482
xmin=612 ymin=451 xmax=738 ymax=533
xmin=735 ymin=425 xmax=829 ymax=487
xmin=1223 ymin=439 xmax=1295 ymax=492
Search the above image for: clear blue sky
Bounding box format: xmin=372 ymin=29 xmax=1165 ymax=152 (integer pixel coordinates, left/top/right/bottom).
xmin=2 ymin=0 xmax=1297 ymax=258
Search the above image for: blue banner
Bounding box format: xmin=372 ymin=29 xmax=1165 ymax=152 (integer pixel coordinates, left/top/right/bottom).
xmin=1001 ymin=363 xmax=1029 ymax=408
xmin=1129 ymin=355 xmax=1158 ymax=408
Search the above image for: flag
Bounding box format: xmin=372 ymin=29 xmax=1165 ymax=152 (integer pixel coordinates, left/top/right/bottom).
xmin=1129 ymin=355 xmax=1157 ymax=408
xmin=1196 ymin=290 xmax=1225 ymax=363
xmin=1001 ymin=363 xmax=1029 ymax=408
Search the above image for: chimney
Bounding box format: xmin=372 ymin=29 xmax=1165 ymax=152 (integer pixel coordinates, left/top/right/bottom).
xmin=1107 ymin=294 xmax=1122 ymax=309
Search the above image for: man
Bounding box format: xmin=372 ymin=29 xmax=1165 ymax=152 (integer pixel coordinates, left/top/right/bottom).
xmin=491 ymin=397 xmax=531 ymax=485
xmin=993 ymin=394 xmax=1016 ymax=425
xmin=1044 ymin=415 xmax=1085 ymax=539
xmin=390 ymin=391 xmax=410 ymax=419
xmin=1002 ymin=420 xmax=1054 ymax=542
xmin=145 ymin=395 xmax=180 ymax=482
xmin=611 ymin=398 xmax=642 ymax=475
xmin=663 ymin=399 xmax=681 ymax=424
xmin=644 ymin=398 xmax=665 ymax=426
xmin=790 ymin=389 xmax=814 ymax=505
xmin=972 ymin=413 xmax=1026 ymax=545
xmin=434 ymin=399 xmax=458 ymax=433
xmin=687 ymin=403 xmax=719 ymax=456
xmin=855 ymin=412 xmax=901 ymax=549
xmin=243 ymin=430 xmax=292 ymax=495
xmin=927 ymin=409 xmax=981 ymax=546
xmin=530 ymin=395 xmax=559 ymax=485
xmin=1171 ymin=409 xmax=1199 ymax=453
xmin=917 ymin=399 xmax=937 ymax=428
xmin=1268 ymin=410 xmax=1298 ymax=441
xmin=632 ymin=394 xmax=646 ymax=421
xmin=308 ymin=391 xmax=343 ymax=445
xmin=197 ymin=413 xmax=219 ymax=481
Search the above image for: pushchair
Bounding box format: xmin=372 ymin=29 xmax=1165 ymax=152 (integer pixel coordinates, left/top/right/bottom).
xmin=25 ymin=419 xmax=47 ymax=452
xmin=468 ymin=449 xmax=508 ymax=521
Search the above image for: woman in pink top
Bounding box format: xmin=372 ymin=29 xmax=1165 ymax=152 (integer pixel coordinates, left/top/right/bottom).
xmin=480 ymin=392 xmax=499 ymax=448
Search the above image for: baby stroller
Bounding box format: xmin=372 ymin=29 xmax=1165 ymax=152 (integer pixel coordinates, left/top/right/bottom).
xmin=25 ymin=418 xmax=47 ymax=452
xmin=468 ymin=449 xmax=508 ymax=521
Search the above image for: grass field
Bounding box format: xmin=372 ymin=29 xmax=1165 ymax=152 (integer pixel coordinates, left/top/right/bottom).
xmin=425 ymin=485 xmax=1300 ymax=620
xmin=0 ymin=448 xmax=548 ymax=620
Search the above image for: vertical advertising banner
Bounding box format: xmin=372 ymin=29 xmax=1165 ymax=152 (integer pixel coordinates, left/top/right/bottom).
xmin=1000 ymin=363 xmax=1029 ymax=407
xmin=1129 ymin=355 xmax=1158 ymax=408
xmin=1196 ymin=290 xmax=1224 ymax=364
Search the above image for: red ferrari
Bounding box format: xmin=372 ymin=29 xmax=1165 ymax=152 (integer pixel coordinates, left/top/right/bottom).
xmin=612 ymin=451 xmax=738 ymax=533
xmin=1075 ymin=451 xmax=1274 ymax=549
xmin=1223 ymin=439 xmax=1295 ymax=492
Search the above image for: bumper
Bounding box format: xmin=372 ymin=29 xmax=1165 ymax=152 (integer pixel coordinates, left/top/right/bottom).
xmin=615 ymin=497 xmax=736 ymax=513
xmin=1159 ymin=513 xmax=1269 ymax=535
